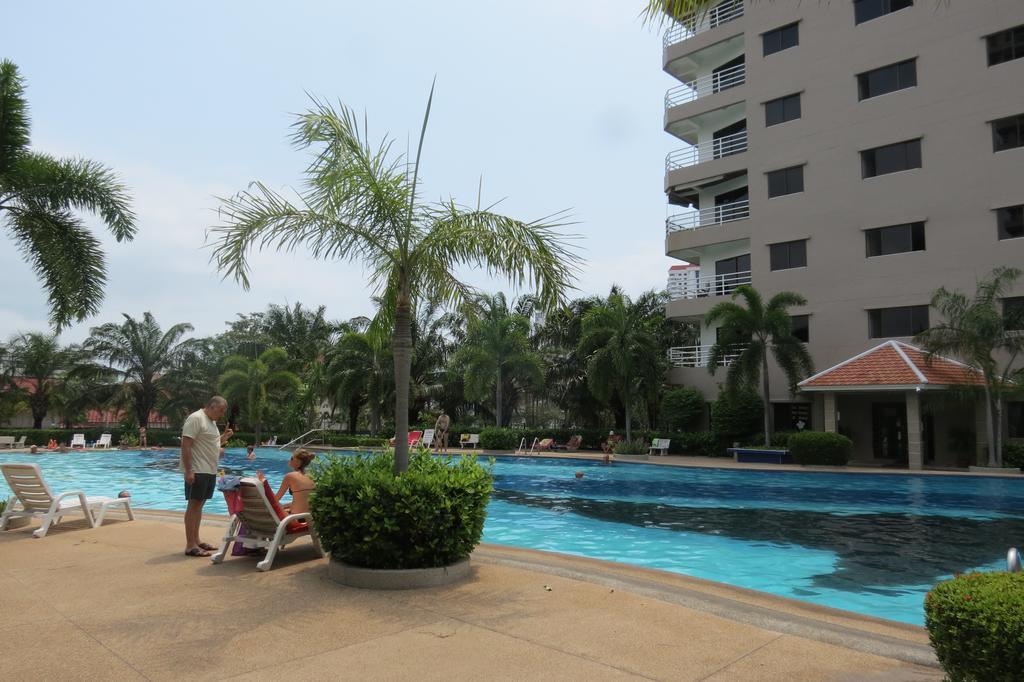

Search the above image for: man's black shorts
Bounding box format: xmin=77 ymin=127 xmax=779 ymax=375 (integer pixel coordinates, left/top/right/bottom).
xmin=184 ymin=472 xmax=216 ymax=501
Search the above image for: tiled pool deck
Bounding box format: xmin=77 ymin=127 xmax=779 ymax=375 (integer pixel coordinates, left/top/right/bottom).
xmin=0 ymin=509 xmax=942 ymax=681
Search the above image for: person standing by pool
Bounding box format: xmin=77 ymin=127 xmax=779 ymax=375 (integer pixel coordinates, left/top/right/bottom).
xmin=434 ymin=413 xmax=450 ymax=453
xmin=138 ymin=425 xmax=147 ymax=449
xmin=181 ymin=396 xmax=233 ymax=557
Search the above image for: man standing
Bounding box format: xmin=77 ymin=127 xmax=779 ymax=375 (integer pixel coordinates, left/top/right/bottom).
xmin=433 ymin=413 xmax=451 ymax=454
xmin=181 ymin=396 xmax=233 ymax=557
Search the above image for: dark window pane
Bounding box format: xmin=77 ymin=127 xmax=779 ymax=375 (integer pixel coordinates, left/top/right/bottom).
xmin=764 ymin=22 xmax=799 ymax=56
xmin=1009 ymin=402 xmax=1024 ymax=438
xmin=766 ymin=93 xmax=800 ymax=126
xmin=767 ymin=165 xmax=804 ymax=197
xmin=855 ymin=0 xmax=913 ymax=25
xmin=770 ymin=240 xmax=807 ymax=271
xmin=987 ymin=25 xmax=1024 ymax=66
xmin=869 ymin=305 xmax=929 ymax=338
xmin=898 ymin=60 xmax=917 ymax=87
xmin=790 ymin=315 xmax=810 ymax=343
xmin=992 ymin=114 xmax=1024 ymax=152
xmin=857 ymin=59 xmax=917 ymax=100
xmin=865 ymin=222 xmax=926 ymax=257
xmin=997 ymin=205 xmax=1024 ymax=240
xmin=1004 ymin=297 xmax=1024 ymax=331
xmin=862 ymin=139 xmax=921 ymax=177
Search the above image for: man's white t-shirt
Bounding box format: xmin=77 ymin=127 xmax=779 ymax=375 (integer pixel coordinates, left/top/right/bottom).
xmin=181 ymin=409 xmax=221 ymax=475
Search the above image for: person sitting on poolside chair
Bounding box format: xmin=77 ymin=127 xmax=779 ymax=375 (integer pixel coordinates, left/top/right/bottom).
xmin=256 ymin=449 xmax=316 ymax=514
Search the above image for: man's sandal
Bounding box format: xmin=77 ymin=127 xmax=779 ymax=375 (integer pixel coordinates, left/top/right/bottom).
xmin=184 ymin=547 xmax=211 ymax=557
xmin=198 ymin=542 xmax=218 ymax=551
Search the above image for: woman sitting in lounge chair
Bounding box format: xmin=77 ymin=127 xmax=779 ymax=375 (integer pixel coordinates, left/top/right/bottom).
xmin=256 ymin=449 xmax=316 ymax=514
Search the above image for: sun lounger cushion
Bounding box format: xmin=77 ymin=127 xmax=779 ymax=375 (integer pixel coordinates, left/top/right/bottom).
xmin=260 ymin=479 xmax=308 ymax=533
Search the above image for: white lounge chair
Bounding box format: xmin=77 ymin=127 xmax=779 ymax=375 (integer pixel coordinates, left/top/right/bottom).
xmin=70 ymin=434 xmax=87 ymax=449
xmin=211 ymin=477 xmax=325 ymax=571
xmin=648 ymin=438 xmax=671 ymax=456
xmin=420 ymin=429 xmax=435 ymax=449
xmin=13 ymin=436 xmax=26 ymax=449
xmin=459 ymin=433 xmax=480 ymax=450
xmin=0 ymin=436 xmax=14 ymax=449
xmin=0 ymin=463 xmax=134 ymax=538
xmin=95 ymin=434 xmax=112 ymax=449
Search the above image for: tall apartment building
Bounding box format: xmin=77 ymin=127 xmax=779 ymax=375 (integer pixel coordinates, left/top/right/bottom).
xmin=661 ymin=0 xmax=1024 ymax=467
xmin=667 ymin=263 xmax=701 ymax=299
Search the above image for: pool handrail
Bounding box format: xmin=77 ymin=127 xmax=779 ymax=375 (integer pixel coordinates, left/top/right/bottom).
xmin=277 ymin=429 xmax=324 ymax=450
xmin=1010 ymin=547 xmax=1022 ymax=573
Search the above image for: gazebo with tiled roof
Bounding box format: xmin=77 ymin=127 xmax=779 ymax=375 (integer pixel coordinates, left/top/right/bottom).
xmin=797 ymin=341 xmax=987 ymax=469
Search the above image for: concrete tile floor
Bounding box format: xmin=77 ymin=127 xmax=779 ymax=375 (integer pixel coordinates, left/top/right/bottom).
xmin=0 ymin=513 xmax=942 ymax=681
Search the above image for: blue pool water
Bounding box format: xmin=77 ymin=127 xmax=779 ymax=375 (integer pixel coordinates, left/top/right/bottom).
xmin=3 ymin=448 xmax=1022 ymax=625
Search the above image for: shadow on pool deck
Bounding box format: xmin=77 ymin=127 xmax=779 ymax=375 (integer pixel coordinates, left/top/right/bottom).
xmin=0 ymin=510 xmax=943 ymax=681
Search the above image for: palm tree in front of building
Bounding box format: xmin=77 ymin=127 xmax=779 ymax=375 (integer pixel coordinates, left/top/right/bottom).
xmin=641 ymin=1 xmax=718 ymax=27
xmin=915 ymin=267 xmax=1024 ymax=468
xmin=0 ymin=60 xmax=136 ymax=331
xmin=705 ymin=285 xmax=814 ymax=445
xmin=218 ymin=347 xmax=302 ymax=446
xmin=209 ymin=88 xmax=578 ymax=473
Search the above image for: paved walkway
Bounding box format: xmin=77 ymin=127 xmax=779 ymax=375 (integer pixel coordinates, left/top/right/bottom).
xmin=0 ymin=511 xmax=941 ymax=681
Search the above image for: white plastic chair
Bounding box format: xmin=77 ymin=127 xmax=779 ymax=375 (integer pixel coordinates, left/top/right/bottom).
xmin=70 ymin=434 xmax=87 ymax=449
xmin=95 ymin=434 xmax=112 ymax=449
xmin=648 ymin=438 xmax=671 ymax=456
xmin=421 ymin=429 xmax=435 ymax=448
xmin=0 ymin=463 xmax=134 ymax=538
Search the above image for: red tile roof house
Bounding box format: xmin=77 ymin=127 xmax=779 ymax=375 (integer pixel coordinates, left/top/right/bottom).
xmin=797 ymin=341 xmax=994 ymax=470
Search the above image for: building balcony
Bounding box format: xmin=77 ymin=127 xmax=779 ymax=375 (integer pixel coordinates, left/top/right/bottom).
xmin=664 ymin=65 xmax=746 ymax=138
xmin=665 ymin=130 xmax=747 ymax=192
xmin=666 ymin=199 xmax=749 ymax=234
xmin=662 ymin=0 xmax=744 ymax=51
xmin=665 ymin=269 xmax=752 ymax=320
xmin=665 ymin=63 xmax=745 ymax=109
xmin=666 ymin=130 xmax=747 ymax=172
xmin=668 ymin=344 xmax=744 ymax=368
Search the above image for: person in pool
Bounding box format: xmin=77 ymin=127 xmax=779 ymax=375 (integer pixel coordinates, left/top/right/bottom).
xmin=256 ymin=449 xmax=316 ymax=514
xmin=246 ymin=445 xmax=256 ymax=460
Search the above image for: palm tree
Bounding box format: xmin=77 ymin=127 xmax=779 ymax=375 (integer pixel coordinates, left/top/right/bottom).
xmin=324 ymin=331 xmax=394 ymax=435
xmin=0 ymin=60 xmax=135 ymax=330
xmin=641 ymin=0 xmax=717 ymax=27
xmin=578 ymin=290 xmax=666 ymax=441
xmin=915 ymin=267 xmax=1024 ymax=468
xmin=85 ymin=312 xmax=195 ymax=428
xmin=453 ymin=293 xmax=544 ymax=427
xmin=209 ymin=88 xmax=578 ymax=473
xmin=6 ymin=333 xmax=72 ymax=428
xmin=705 ymin=285 xmax=814 ymax=445
xmin=218 ymin=347 xmax=302 ymax=445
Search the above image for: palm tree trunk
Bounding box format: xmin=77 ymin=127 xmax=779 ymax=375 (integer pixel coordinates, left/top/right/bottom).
xmin=495 ymin=366 xmax=503 ymax=427
xmin=393 ymin=289 xmax=413 ymax=474
xmin=982 ymin=382 xmax=997 ymax=467
xmin=761 ymin=348 xmax=771 ymax=445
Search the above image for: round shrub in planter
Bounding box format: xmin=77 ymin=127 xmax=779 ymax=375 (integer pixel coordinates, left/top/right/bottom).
xmin=310 ymin=450 xmax=493 ymax=570
xmin=925 ymin=572 xmax=1024 ymax=681
xmin=787 ymin=431 xmax=852 ymax=466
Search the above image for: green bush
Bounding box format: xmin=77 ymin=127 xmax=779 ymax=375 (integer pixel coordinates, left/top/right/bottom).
xmin=479 ymin=427 xmax=519 ymax=450
xmin=1004 ymin=442 xmax=1024 ymax=468
xmin=673 ymin=431 xmax=717 ymax=457
xmin=613 ymin=438 xmax=649 ymax=455
xmin=711 ymin=388 xmax=763 ymax=445
xmin=310 ymin=450 xmax=494 ymax=569
xmin=787 ymin=431 xmax=852 ymax=465
xmin=925 ymin=572 xmax=1024 ymax=681
xmin=661 ymin=387 xmax=704 ymax=431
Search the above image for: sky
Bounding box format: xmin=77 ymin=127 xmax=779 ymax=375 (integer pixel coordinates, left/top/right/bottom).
xmin=1 ymin=0 xmax=679 ymax=343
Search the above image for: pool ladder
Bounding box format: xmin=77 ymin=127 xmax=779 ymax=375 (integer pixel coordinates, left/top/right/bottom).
xmin=1010 ymin=547 xmax=1022 ymax=573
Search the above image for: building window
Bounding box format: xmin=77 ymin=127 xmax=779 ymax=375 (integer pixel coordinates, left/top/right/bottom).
xmin=770 ymin=239 xmax=808 ymax=270
xmin=996 ymin=205 xmax=1024 ymax=240
xmin=1009 ymin=402 xmax=1024 ymax=438
xmin=986 ymin=25 xmax=1024 ymax=67
xmin=790 ymin=315 xmax=810 ymax=342
xmin=861 ymin=139 xmax=921 ymax=178
xmin=857 ymin=59 xmax=917 ymax=100
xmin=854 ymin=0 xmax=913 ymax=25
xmin=1005 ymin=297 xmax=1024 ymax=331
xmin=763 ymin=22 xmax=799 ymax=56
xmin=767 ymin=165 xmax=804 ymax=197
xmin=774 ymin=403 xmax=812 ymax=431
xmin=765 ymin=93 xmax=801 ymax=126
xmin=992 ymin=114 xmax=1024 ymax=152
xmin=865 ymin=222 xmax=925 ymax=257
xmin=868 ymin=305 xmax=929 ymax=338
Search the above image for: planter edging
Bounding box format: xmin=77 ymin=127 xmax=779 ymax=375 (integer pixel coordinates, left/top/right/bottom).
xmin=327 ymin=557 xmax=471 ymax=589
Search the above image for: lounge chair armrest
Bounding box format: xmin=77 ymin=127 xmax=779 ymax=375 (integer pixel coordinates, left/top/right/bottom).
xmin=52 ymin=490 xmax=89 ymax=504
xmin=281 ymin=512 xmax=313 ymax=525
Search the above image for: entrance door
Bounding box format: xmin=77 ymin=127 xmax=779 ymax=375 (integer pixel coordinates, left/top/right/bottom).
xmin=712 ymin=120 xmax=747 ymax=159
xmin=872 ymin=402 xmax=908 ymax=462
xmin=714 ymin=253 xmax=751 ymax=296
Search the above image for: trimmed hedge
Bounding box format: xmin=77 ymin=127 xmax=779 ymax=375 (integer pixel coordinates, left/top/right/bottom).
xmin=787 ymin=431 xmax=853 ymax=466
xmin=310 ymin=450 xmax=493 ymax=569
xmin=1004 ymin=442 xmax=1024 ymax=469
xmin=613 ymin=438 xmax=649 ymax=455
xmin=925 ymin=572 xmax=1024 ymax=681
xmin=479 ymin=427 xmax=519 ymax=451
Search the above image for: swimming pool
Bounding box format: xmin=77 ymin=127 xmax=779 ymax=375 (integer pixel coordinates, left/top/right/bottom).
xmin=2 ymin=448 xmax=1022 ymax=625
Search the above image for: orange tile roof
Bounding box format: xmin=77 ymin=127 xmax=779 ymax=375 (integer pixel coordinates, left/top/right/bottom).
xmin=799 ymin=341 xmax=986 ymax=390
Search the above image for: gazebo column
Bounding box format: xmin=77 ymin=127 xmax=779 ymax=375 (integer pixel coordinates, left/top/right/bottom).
xmin=906 ymin=390 xmax=923 ymax=470
xmin=823 ymin=392 xmax=837 ymax=433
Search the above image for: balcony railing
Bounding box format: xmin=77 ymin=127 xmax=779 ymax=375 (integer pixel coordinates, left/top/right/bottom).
xmin=668 ymin=344 xmax=745 ymax=368
xmin=665 ymin=62 xmax=746 ymax=109
xmin=663 ymin=0 xmax=745 ymax=48
xmin=666 ymin=130 xmax=748 ymax=171
xmin=668 ymin=270 xmax=752 ymax=299
xmin=666 ymin=199 xmax=749 ymax=233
